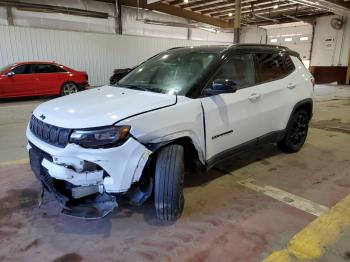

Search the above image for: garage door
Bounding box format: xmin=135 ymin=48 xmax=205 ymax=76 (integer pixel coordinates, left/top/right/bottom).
xmin=263 ymin=22 xmax=313 ymax=68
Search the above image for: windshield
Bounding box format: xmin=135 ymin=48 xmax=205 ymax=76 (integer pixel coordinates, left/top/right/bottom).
xmin=118 ymin=50 xmax=217 ymax=95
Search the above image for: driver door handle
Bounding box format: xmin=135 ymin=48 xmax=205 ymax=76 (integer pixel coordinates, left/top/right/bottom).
xmin=287 ymin=83 xmax=296 ymax=89
xmin=248 ymin=93 xmax=261 ymax=102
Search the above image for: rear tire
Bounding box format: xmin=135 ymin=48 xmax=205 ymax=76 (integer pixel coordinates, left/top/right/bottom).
xmin=154 ymin=144 xmax=185 ymax=221
xmin=278 ymin=109 xmax=309 ymax=153
xmin=61 ymin=82 xmax=79 ymax=96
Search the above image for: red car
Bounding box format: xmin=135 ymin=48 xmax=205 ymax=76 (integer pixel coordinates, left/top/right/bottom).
xmin=0 ymin=61 xmax=89 ymax=98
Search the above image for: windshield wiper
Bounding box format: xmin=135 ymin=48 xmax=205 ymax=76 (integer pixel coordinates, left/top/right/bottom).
xmin=117 ymin=84 xmax=153 ymax=92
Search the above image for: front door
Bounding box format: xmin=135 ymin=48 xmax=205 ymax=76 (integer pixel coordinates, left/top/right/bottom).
xmin=200 ymin=54 xmax=262 ymax=162
xmin=6 ymin=64 xmax=36 ymax=97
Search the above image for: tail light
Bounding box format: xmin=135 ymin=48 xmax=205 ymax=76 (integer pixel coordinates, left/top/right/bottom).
xmin=311 ymin=77 xmax=315 ymax=87
xmin=310 ymin=76 xmax=315 ymax=92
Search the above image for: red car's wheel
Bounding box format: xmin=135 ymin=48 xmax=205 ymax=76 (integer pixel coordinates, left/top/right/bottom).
xmin=61 ymin=82 xmax=78 ymax=96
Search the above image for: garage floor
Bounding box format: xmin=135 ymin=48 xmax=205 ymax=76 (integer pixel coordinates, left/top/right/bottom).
xmin=0 ymin=84 xmax=349 ymax=262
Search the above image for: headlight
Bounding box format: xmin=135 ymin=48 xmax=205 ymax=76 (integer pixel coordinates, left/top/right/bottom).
xmin=70 ymin=126 xmax=130 ymax=148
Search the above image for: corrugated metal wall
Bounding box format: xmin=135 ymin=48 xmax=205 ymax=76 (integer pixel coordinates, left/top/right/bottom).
xmin=0 ymin=25 xmax=229 ymax=86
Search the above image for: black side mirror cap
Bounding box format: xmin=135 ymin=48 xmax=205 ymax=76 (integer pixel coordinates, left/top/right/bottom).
xmin=202 ymin=79 xmax=237 ymax=96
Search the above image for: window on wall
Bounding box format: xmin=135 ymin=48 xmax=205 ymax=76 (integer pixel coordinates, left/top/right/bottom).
xmin=213 ymin=54 xmax=255 ymax=90
xmin=255 ymin=52 xmax=286 ymax=83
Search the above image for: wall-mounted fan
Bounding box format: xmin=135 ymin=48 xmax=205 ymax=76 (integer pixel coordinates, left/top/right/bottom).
xmin=330 ymin=17 xmax=344 ymax=30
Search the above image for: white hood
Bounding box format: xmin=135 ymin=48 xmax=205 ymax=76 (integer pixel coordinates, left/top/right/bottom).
xmin=33 ymin=86 xmax=176 ymax=128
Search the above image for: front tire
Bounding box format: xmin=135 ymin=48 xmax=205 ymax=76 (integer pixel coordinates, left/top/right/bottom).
xmin=278 ymin=110 xmax=309 ymax=152
xmin=61 ymin=82 xmax=79 ymax=96
xmin=154 ymin=144 xmax=185 ymax=221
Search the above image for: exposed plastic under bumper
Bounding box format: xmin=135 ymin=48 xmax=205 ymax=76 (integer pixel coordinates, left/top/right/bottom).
xmin=29 ymin=146 xmax=117 ymax=219
xmin=27 ymin=125 xmax=152 ymax=193
xmin=27 ymin=126 xmax=152 ymax=219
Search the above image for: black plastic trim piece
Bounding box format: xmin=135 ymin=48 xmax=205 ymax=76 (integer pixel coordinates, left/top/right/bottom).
xmin=206 ymin=130 xmax=285 ymax=169
xmin=212 ymin=130 xmax=233 ymax=140
xmin=290 ymin=98 xmax=313 ymax=121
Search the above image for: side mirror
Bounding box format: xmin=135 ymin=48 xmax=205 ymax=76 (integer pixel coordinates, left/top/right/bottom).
xmin=202 ymin=79 xmax=237 ymax=96
xmin=6 ymin=71 xmax=15 ymax=77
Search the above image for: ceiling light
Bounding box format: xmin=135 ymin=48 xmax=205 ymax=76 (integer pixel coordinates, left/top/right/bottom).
xmin=228 ymin=12 xmax=233 ymax=17
xmin=273 ymin=4 xmax=279 ymax=9
xmin=184 ymin=0 xmax=189 ymax=3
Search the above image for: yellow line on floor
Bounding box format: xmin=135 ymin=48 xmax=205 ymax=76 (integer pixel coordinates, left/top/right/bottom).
xmin=0 ymin=158 xmax=29 ymax=167
xmin=263 ymin=193 xmax=350 ymax=261
xmin=238 ymin=178 xmax=329 ymax=217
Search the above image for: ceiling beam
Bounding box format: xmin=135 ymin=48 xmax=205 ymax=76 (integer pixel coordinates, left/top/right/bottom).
xmin=0 ymin=0 xmax=110 ymax=18
xmin=179 ymin=0 xmax=225 ymax=8
xmin=246 ymin=11 xmax=331 ymax=25
xmin=212 ymin=3 xmax=298 ymax=17
xmin=120 ymin=0 xmax=234 ymax=28
xmin=324 ymin=0 xmax=350 ymax=9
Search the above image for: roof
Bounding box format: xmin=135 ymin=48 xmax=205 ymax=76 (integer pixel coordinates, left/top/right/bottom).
xmin=167 ymin=44 xmax=299 ymax=56
xmin=14 ymin=61 xmax=57 ymax=65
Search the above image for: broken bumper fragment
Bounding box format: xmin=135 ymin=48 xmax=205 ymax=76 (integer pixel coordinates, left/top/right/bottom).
xmin=26 ymin=126 xmax=151 ymax=219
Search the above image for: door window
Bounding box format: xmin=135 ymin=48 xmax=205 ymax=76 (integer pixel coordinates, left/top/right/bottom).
xmin=12 ymin=65 xmax=29 ymax=74
xmin=255 ymin=52 xmax=294 ymax=83
xmin=212 ymin=54 xmax=255 ymax=90
xmin=35 ymin=64 xmax=66 ymax=73
xmin=11 ymin=64 xmax=36 ymax=74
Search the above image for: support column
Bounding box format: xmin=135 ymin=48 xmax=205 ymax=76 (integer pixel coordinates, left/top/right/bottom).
xmin=6 ymin=7 xmax=14 ymax=26
xmin=233 ymin=0 xmax=241 ymax=43
xmin=187 ymin=19 xmax=192 ymax=40
xmin=114 ymin=0 xmax=122 ymax=35
xmin=346 ymin=49 xmax=350 ymax=85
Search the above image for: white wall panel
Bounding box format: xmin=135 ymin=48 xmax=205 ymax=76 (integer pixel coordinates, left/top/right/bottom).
xmin=0 ymin=25 xmax=229 ymax=86
xmin=0 ymin=7 xmax=7 ymax=26
xmin=240 ymin=25 xmax=267 ymax=44
xmin=311 ymin=15 xmax=350 ymax=66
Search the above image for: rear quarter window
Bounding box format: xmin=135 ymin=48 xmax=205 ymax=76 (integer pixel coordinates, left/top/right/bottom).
xmin=255 ymin=52 xmax=295 ymax=84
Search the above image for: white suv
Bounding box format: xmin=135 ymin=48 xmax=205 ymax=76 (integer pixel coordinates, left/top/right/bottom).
xmin=27 ymin=44 xmax=314 ymax=221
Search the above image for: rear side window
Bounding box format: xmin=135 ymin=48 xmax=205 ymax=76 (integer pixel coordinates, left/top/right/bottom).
xmin=212 ymin=54 xmax=255 ymax=90
xmin=255 ymin=52 xmax=285 ymax=83
xmin=35 ymin=64 xmax=66 ymax=73
xmin=284 ymin=55 xmax=295 ymax=74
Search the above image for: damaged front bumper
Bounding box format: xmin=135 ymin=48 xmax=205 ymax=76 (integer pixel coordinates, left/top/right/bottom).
xmin=26 ymin=126 xmax=151 ymax=219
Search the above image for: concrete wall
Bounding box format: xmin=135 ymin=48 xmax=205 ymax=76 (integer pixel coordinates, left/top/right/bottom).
xmin=311 ymin=15 xmax=350 ymax=67
xmin=240 ymin=25 xmax=267 ymax=44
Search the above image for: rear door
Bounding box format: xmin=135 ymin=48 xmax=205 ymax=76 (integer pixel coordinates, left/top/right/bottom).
xmin=200 ymin=53 xmax=263 ymax=162
xmin=252 ymin=52 xmax=298 ymax=135
xmin=34 ymin=64 xmax=68 ymax=95
xmin=6 ymin=64 xmax=37 ymax=97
